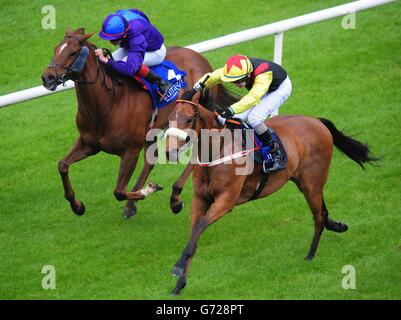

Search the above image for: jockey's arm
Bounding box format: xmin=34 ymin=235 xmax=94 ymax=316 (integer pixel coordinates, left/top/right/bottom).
xmin=195 ymin=68 xmax=224 ymax=90
xmin=107 ymin=35 xmax=147 ymax=77
xmin=230 ymin=71 xmax=273 ymax=114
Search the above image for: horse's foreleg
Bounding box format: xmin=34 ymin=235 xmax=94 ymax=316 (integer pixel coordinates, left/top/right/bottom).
xmin=172 ymin=193 xmax=234 ymax=295
xmin=170 ymin=163 xmax=193 ymax=214
xmin=172 ymin=195 xmax=209 ymax=295
xmin=58 ymin=137 xmax=98 ymax=215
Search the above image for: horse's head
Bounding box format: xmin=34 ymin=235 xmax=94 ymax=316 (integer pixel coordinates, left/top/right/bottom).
xmin=165 ymin=98 xmax=203 ymax=162
xmin=41 ymin=28 xmax=94 ymax=91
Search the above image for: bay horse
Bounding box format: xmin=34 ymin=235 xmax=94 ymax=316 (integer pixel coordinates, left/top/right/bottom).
xmin=41 ymin=28 xmax=232 ymax=218
xmin=165 ymin=98 xmax=378 ymax=295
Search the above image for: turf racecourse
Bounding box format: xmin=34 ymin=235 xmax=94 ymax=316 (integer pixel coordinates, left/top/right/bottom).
xmin=0 ymin=0 xmax=400 ymax=300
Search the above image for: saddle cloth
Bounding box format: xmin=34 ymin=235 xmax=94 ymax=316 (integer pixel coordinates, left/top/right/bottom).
xmin=134 ymin=60 xmax=187 ymax=109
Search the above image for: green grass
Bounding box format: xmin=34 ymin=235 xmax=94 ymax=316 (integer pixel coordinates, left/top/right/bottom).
xmin=0 ymin=0 xmax=400 ymax=299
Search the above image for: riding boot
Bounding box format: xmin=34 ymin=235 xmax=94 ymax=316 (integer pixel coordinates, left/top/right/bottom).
xmin=139 ymin=65 xmax=172 ymax=100
xmin=258 ymin=130 xmax=281 ymax=172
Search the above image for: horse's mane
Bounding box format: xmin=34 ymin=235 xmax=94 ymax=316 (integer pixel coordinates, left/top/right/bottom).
xmin=214 ymin=85 xmax=241 ymax=110
xmin=99 ymin=61 xmax=137 ymax=86
xmin=85 ymin=42 xmax=140 ymax=88
xmin=181 ymin=85 xmax=241 ymax=112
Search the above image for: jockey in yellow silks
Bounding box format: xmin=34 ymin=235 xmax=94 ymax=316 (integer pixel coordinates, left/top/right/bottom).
xmin=193 ymin=54 xmax=292 ymax=172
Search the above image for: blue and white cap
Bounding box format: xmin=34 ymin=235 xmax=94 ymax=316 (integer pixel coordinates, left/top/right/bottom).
xmin=99 ymin=13 xmax=129 ymax=40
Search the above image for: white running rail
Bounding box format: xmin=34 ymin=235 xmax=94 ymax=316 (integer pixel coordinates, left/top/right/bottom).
xmin=0 ymin=0 xmax=395 ymax=108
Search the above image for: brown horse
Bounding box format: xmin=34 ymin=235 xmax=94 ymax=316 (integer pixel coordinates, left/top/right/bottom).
xmin=165 ymin=98 xmax=377 ymax=295
xmin=41 ymin=28 xmax=229 ymax=218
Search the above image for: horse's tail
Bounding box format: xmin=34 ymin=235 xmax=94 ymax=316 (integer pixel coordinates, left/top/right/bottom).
xmin=318 ymin=118 xmax=380 ymax=169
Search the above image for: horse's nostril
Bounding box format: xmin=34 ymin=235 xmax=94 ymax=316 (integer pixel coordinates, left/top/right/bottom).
xmin=42 ymin=74 xmax=56 ymax=84
xmin=42 ymin=73 xmax=58 ymax=91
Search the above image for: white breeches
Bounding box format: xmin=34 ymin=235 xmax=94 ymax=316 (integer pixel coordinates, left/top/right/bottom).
xmin=233 ymin=76 xmax=292 ymax=127
xmin=111 ymin=44 xmax=167 ymax=67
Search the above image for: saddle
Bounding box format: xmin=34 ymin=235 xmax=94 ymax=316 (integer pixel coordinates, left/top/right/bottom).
xmin=223 ymin=118 xmax=287 ymax=200
xmin=101 ymin=60 xmax=187 ymax=109
xmin=224 ymin=118 xmax=288 ymax=172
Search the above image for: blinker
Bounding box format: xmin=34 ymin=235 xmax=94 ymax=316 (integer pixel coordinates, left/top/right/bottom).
xmin=70 ymin=46 xmax=89 ymax=73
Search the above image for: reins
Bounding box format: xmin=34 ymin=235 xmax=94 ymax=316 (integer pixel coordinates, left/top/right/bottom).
xmin=174 ymin=99 xmax=261 ymax=166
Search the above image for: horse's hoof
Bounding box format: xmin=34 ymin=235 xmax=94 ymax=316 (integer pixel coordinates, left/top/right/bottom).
xmin=337 ymin=222 xmax=348 ymax=233
xmin=171 ymin=284 xmax=184 ymax=296
xmin=170 ymin=200 xmax=184 ymax=214
xmin=171 ymin=276 xmax=187 ymax=295
xmin=71 ymin=201 xmax=85 ymax=216
xmin=149 ymin=182 xmax=163 ymax=191
xmin=123 ymin=206 xmax=137 ymax=219
xmin=326 ymin=221 xmax=348 ymax=233
xmin=171 ymin=266 xmax=185 ymax=277
xmin=304 ymin=255 xmax=314 ymax=262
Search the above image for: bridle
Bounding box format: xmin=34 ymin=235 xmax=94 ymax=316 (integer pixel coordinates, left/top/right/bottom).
xmin=48 ymin=35 xmax=100 ymax=86
xmin=164 ymin=99 xmax=212 ymax=147
xmin=169 ymin=74 xmax=211 ymax=133
xmin=175 ymin=99 xmax=202 ymax=132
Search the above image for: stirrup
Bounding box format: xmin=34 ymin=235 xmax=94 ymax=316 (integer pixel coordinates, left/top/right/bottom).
xmin=262 ymin=153 xmax=274 ymax=173
xmin=263 ymin=159 xmax=281 ymax=173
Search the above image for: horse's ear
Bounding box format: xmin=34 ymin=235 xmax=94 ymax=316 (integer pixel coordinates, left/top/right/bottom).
xmin=74 ymin=27 xmax=85 ymax=35
xmin=83 ymin=32 xmax=95 ymax=40
xmin=65 ymin=28 xmax=73 ymax=36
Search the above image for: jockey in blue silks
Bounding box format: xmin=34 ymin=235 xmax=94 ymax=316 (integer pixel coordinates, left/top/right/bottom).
xmin=95 ymin=9 xmax=172 ymax=99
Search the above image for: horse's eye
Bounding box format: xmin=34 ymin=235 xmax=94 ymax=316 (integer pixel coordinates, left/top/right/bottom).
xmin=70 ymin=52 xmax=77 ymax=57
xmin=186 ymin=118 xmax=193 ymax=124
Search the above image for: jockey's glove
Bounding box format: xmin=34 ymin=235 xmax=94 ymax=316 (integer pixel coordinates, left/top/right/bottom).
xmin=193 ymin=81 xmax=205 ymax=92
xmin=218 ymin=106 xmax=235 ymax=118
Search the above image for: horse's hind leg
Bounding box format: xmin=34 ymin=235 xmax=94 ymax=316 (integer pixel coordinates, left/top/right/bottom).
xmin=304 ymin=191 xmax=326 ymax=261
xmin=124 ymin=139 xmax=161 ymax=218
xmin=297 ymin=173 xmax=348 ymax=260
xmin=295 ymin=176 xmax=326 ymax=261
xmin=123 ymin=155 xmax=155 ymax=218
xmin=58 ymin=137 xmax=99 ymax=215
xmin=323 ymin=200 xmax=348 ymax=233
xmin=114 ymin=149 xmax=162 ymax=218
